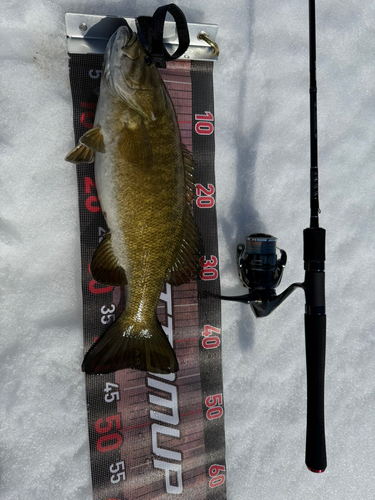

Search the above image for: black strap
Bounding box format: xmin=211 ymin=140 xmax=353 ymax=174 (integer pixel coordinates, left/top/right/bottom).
xmin=137 ymin=3 xmax=190 ymax=68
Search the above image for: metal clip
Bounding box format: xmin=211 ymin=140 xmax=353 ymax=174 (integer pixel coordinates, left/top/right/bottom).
xmin=198 ymin=32 xmax=220 ymax=58
xmin=65 ymin=14 xmax=219 ymax=61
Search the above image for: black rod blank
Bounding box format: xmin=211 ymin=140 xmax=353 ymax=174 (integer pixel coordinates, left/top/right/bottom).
xmin=304 ymin=0 xmax=327 ymax=473
xmin=309 ymin=0 xmax=319 ymax=228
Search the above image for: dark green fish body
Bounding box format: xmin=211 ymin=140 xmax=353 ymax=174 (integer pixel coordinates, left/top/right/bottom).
xmin=66 ymin=26 xmax=199 ymax=374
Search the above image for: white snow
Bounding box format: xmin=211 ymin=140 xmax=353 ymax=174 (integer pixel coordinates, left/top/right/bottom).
xmin=1 ymin=0 xmax=375 ymax=499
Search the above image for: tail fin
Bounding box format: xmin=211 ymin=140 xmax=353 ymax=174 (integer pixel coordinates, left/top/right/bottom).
xmin=82 ymin=314 xmax=178 ymax=375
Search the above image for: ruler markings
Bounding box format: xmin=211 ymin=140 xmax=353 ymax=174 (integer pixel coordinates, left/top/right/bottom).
xmin=175 ymin=337 xmax=199 ymax=343
xmin=162 ymin=79 xmax=192 ymax=85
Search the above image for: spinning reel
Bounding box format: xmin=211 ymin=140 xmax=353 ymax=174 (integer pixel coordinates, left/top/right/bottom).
xmin=216 ymin=228 xmax=326 ymax=474
xmin=218 ymin=233 xmax=301 ymax=318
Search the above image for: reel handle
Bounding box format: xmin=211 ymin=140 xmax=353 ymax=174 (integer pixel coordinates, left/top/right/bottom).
xmin=303 ymin=227 xmax=327 ymax=472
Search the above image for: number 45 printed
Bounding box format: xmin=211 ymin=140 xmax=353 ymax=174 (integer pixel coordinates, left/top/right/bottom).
xmin=104 ymin=382 xmax=120 ymax=403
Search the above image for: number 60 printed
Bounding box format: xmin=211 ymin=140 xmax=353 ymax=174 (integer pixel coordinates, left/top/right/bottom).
xmin=209 ymin=463 xmax=226 ymax=488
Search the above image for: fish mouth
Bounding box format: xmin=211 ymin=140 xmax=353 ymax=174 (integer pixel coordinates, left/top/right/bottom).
xmin=122 ymin=31 xmax=138 ymax=50
xmin=104 ymin=25 xmax=139 ymax=82
xmin=108 ymin=25 xmax=137 ymax=55
xmin=104 ymin=24 xmax=157 ymax=100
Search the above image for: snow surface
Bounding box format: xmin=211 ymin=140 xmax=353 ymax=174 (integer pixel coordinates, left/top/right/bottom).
xmin=1 ymin=0 xmax=375 ymax=499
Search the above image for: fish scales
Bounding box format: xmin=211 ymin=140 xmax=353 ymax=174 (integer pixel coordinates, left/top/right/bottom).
xmin=65 ymin=24 xmax=200 ymax=375
xmin=104 ymin=106 xmax=186 ymax=323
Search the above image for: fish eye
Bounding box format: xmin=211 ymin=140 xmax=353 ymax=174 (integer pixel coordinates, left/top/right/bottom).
xmin=144 ymin=55 xmax=153 ymax=66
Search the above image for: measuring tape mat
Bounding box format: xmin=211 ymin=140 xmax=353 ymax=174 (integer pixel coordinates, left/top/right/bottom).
xmin=68 ymin=53 xmax=226 ymax=500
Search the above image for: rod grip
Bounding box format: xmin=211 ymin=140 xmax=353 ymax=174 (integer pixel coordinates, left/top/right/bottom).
xmin=305 ymin=314 xmax=327 ymax=472
xmin=303 ymin=227 xmax=327 ymax=472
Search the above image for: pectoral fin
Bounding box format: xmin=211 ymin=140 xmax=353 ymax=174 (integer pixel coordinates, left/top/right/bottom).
xmin=65 ymin=143 xmax=94 ymax=164
xmin=65 ymin=127 xmax=105 ymax=164
xmin=118 ymin=120 xmax=153 ymax=167
xmin=91 ymin=232 xmax=127 ymax=286
xmin=79 ymin=127 xmax=105 ymax=153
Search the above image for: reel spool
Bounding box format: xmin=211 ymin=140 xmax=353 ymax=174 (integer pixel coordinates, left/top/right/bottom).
xmin=237 ymin=233 xmax=286 ymax=291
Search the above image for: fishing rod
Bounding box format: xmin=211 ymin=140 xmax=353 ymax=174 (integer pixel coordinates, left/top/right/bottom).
xmin=214 ymin=0 xmax=327 ymax=472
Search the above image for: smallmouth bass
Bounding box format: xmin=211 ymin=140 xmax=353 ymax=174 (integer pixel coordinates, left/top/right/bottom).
xmin=66 ymin=25 xmax=201 ymax=375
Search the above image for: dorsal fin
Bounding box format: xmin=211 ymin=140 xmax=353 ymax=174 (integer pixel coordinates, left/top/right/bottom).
xmin=182 ymin=147 xmax=196 ymax=203
xmin=166 ymin=147 xmax=202 ymax=285
xmin=166 ymin=210 xmax=203 ymax=286
xmin=91 ymin=232 xmax=127 ymax=286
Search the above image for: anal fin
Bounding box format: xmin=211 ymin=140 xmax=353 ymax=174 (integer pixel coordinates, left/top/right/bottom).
xmin=91 ymin=232 xmax=127 ymax=286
